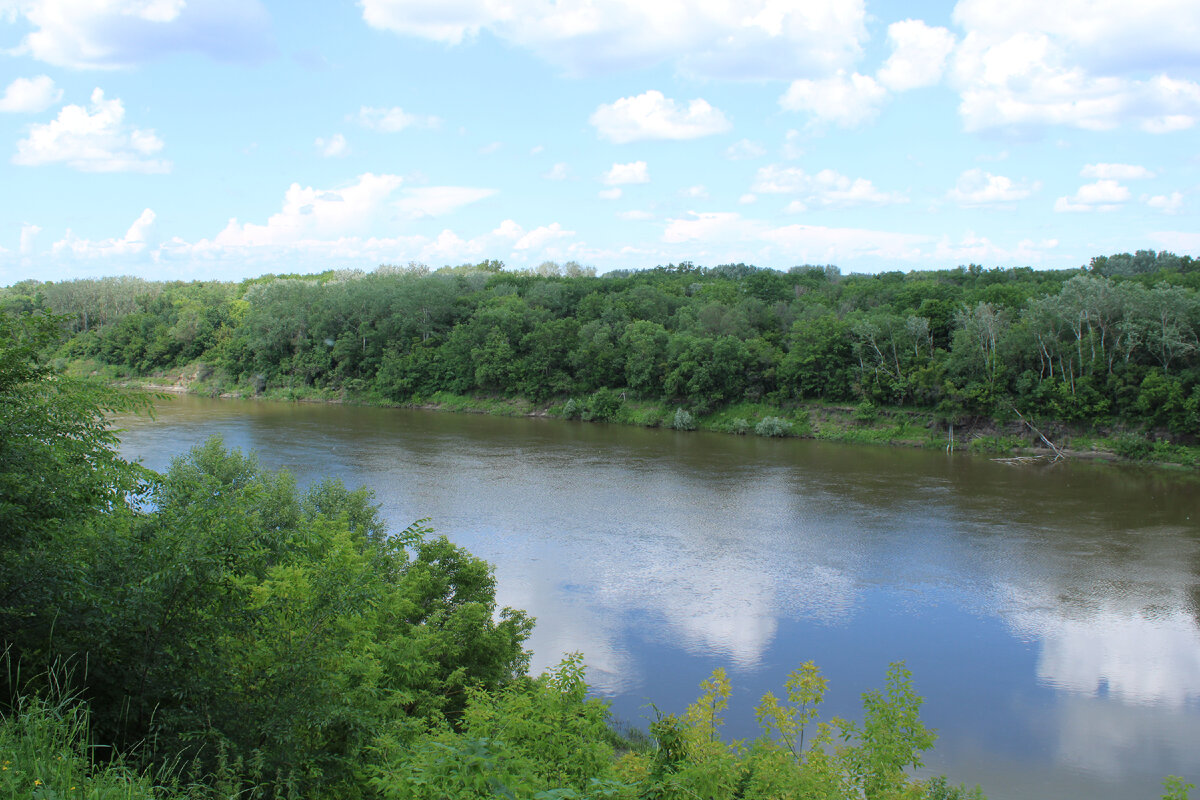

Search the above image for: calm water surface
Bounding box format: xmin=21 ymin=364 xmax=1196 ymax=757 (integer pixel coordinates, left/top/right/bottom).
xmin=114 ymin=396 xmax=1200 ymax=800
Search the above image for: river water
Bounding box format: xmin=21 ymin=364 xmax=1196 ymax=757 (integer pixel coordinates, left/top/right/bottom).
xmin=113 ymin=395 xmax=1200 ymax=800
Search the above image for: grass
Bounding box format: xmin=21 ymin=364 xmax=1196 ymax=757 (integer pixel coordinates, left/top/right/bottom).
xmin=1 ymin=693 xmax=157 ymax=800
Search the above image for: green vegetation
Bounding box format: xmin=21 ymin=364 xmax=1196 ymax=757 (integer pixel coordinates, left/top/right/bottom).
xmin=6 ymin=251 xmax=1200 ymax=464
xmin=2 ymin=310 xmax=1194 ymax=798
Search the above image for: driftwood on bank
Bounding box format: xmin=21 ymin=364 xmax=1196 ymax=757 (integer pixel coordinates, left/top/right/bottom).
xmin=1007 ymin=405 xmax=1067 ymax=462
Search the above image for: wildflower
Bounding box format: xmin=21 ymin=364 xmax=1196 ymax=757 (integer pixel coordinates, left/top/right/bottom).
xmin=34 ymin=779 xmax=42 ymax=786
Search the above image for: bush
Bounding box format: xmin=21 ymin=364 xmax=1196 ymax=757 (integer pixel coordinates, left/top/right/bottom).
xmin=854 ymin=400 xmax=878 ymax=424
xmin=582 ymin=388 xmax=622 ymax=421
xmin=754 ymin=416 xmax=793 ymax=437
xmin=671 ymin=407 xmax=696 ymax=431
xmin=1109 ymin=431 xmax=1153 ymax=461
xmin=561 ymin=398 xmax=580 ymax=419
xmin=730 ymin=417 xmax=751 ymax=435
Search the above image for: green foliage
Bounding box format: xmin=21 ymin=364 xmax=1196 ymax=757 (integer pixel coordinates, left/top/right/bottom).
xmin=754 ymin=416 xmax=793 ymax=437
xmin=854 ymin=400 xmax=878 ymax=424
xmin=1163 ymin=775 xmax=1194 ymax=800
xmin=16 ymin=253 xmax=1200 ymax=458
xmin=582 ymin=388 xmax=622 ymax=422
xmin=373 ymin=655 xmax=621 ymax=800
xmin=670 ymin=407 xmax=696 ymax=431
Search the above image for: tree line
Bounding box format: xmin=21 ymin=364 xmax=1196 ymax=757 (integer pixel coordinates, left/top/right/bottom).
xmin=3 ymin=249 xmax=1199 ymax=437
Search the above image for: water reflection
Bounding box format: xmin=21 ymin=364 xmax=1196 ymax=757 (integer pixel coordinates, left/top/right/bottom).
xmin=113 ymin=397 xmax=1200 ymax=800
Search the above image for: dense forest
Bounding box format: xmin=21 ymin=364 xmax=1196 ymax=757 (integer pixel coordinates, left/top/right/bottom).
xmin=0 ymin=307 xmax=1012 ymax=800
xmin=3 ymin=250 xmax=1198 ymax=458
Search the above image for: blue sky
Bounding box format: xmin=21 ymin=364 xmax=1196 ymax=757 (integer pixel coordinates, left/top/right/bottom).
xmin=1 ymin=0 xmax=1197 ymax=282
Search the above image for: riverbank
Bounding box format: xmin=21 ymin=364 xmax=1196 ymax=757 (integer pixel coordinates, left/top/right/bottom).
xmin=90 ymin=359 xmax=1200 ymax=470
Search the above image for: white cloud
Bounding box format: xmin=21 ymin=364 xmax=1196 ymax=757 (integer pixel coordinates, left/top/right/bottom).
xmin=590 ymin=90 xmax=730 ymax=143
xmin=931 ymin=231 xmax=1059 ymax=263
xmin=950 ymin=2 xmax=1200 ymax=134
xmin=394 ymin=186 xmax=497 ymax=218
xmin=779 ymin=70 xmax=887 ymax=127
xmin=1080 ymin=163 xmax=1154 ymax=180
xmin=751 ymin=165 xmax=907 ymax=208
xmin=13 ymin=88 xmax=169 ymax=173
xmin=359 ymin=0 xmax=868 ymax=80
xmin=478 ymin=141 xmax=502 ymax=155
xmin=19 ymin=224 xmax=42 ymax=255
xmin=356 ymin=106 xmax=441 ymax=132
xmin=598 ymin=188 xmax=622 ymax=200
xmin=602 ymin=161 xmax=649 ymax=186
xmin=513 ymin=222 xmax=574 ymax=250
xmin=543 ymin=162 xmax=569 ymax=180
xmin=1141 ymin=114 xmax=1194 ymax=133
xmin=1054 ymin=179 xmax=1131 ymax=212
xmin=726 ymin=139 xmax=765 ymax=160
xmin=617 ymin=209 xmax=653 ymax=220
xmin=877 ymin=19 xmax=956 ymax=92
xmin=315 ymin=133 xmax=348 ymax=158
xmin=947 ymin=169 xmax=1039 ymax=206
xmin=952 ymin=0 xmax=1200 ymax=76
xmin=663 ymin=212 xmax=763 ymax=244
xmin=0 ymin=76 xmax=62 ymax=113
xmin=8 ymin=0 xmax=273 ymax=69
xmin=739 ymin=193 xmax=757 ymax=204
xmin=206 ymin=173 xmax=405 ymax=248
xmin=1145 ymin=192 xmax=1184 ymax=214
xmin=680 ymin=185 xmax=708 ymax=199
xmin=53 ymin=208 xmax=155 ymax=257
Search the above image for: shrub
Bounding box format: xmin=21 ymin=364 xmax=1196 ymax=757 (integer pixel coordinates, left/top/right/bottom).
xmin=1109 ymin=431 xmax=1153 ymax=461
xmin=671 ymin=408 xmax=696 ymax=431
xmin=730 ymin=417 xmax=750 ymax=435
xmin=582 ymin=388 xmax=622 ymax=422
xmin=755 ymin=416 xmax=793 ymax=437
xmin=854 ymin=400 xmax=878 ymax=424
xmin=561 ymin=398 xmax=580 ymax=419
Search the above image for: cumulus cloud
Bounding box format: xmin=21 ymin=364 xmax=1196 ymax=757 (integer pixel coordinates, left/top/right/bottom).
xmin=513 ymin=222 xmax=575 ymax=250
xmin=359 ymin=0 xmax=868 ymax=80
xmin=1054 ymin=179 xmax=1131 ymax=212
xmin=602 ymin=161 xmax=649 ymax=186
xmin=947 ymin=169 xmax=1039 ymax=206
xmin=315 ymin=133 xmax=348 ymax=158
xmin=543 ymin=162 xmax=569 ymax=180
xmin=878 ymin=19 xmax=956 ymax=91
xmin=356 ymin=106 xmax=441 ymax=132
xmin=779 ymin=70 xmax=887 ymax=128
xmin=950 ymin=1 xmax=1200 ymax=133
xmin=751 ymin=165 xmax=907 ymax=208
xmin=617 ymin=209 xmax=653 ymax=221
xmin=13 ymin=89 xmax=169 ymax=173
xmin=203 ymin=174 xmax=405 ymax=249
xmin=598 ymin=188 xmax=622 ymax=200
xmin=8 ymin=0 xmax=273 ymax=69
xmin=1145 ymin=192 xmax=1184 ymax=214
xmin=0 ymin=76 xmax=62 ymax=113
xmin=394 ymin=186 xmax=497 ymax=218
xmin=53 ymin=208 xmax=155 ymax=258
xmin=680 ymin=185 xmax=708 ymax=199
xmin=1080 ymin=163 xmax=1154 ymax=180
xmin=590 ymin=90 xmax=730 ymax=143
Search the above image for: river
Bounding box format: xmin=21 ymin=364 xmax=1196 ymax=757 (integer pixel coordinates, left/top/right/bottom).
xmin=113 ymin=395 xmax=1200 ymax=800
